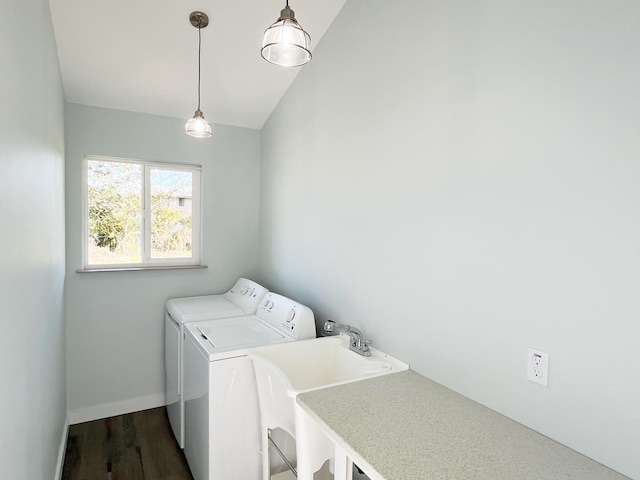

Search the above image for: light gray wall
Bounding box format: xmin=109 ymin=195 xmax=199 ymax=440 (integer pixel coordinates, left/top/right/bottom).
xmin=259 ymin=1 xmax=640 ymax=478
xmin=65 ymin=103 xmax=261 ymax=418
xmin=0 ymin=0 xmax=67 ymax=478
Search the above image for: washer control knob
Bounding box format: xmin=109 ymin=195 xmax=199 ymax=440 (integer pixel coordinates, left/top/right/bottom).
xmin=239 ymin=286 xmax=249 ymax=295
xmin=263 ymin=300 xmax=274 ymax=311
xmin=285 ymin=309 xmax=296 ymax=323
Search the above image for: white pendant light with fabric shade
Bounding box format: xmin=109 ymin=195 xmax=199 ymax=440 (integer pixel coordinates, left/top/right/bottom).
xmin=185 ymin=11 xmax=213 ymax=138
xmin=261 ymin=1 xmax=311 ymax=67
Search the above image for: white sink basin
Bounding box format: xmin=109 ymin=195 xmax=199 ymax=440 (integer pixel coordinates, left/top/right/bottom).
xmin=250 ymin=334 xmax=408 ymax=394
xmin=248 ymin=334 xmax=408 ymax=480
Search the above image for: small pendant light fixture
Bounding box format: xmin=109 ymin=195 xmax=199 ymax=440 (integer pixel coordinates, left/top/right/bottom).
xmin=261 ymin=0 xmax=311 ymax=67
xmin=185 ymin=11 xmax=212 ymax=138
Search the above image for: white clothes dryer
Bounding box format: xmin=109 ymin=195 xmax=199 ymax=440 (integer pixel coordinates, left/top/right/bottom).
xmin=165 ymin=277 xmax=268 ymax=448
xmin=183 ymin=292 xmax=316 ymax=480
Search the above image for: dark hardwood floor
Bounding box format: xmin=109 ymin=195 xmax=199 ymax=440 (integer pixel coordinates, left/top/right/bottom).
xmin=62 ymin=407 xmax=193 ymax=480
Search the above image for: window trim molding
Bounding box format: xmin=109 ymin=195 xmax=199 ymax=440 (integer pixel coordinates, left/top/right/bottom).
xmin=76 ymin=265 xmax=208 ymax=273
xmin=82 ymin=155 xmax=203 ymax=271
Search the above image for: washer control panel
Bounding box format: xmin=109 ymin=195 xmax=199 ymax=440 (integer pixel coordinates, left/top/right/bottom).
xmin=257 ymin=292 xmax=315 ymax=340
xmin=225 ymin=278 xmax=269 ymax=314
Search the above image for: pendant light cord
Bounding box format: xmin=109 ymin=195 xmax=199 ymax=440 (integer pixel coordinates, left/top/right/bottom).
xmin=197 ymin=16 xmax=202 ymax=111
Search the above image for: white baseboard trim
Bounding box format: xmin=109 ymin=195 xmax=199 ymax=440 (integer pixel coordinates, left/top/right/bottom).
xmin=68 ymin=393 xmax=166 ymax=425
xmin=54 ymin=413 xmax=69 ymax=480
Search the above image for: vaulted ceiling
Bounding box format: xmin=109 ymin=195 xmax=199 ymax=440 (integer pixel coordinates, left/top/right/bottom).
xmin=49 ymin=0 xmax=347 ymax=129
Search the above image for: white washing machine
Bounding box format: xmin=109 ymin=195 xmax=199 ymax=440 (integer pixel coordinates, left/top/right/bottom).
xmin=183 ymin=292 xmax=316 ymax=480
xmin=165 ymin=278 xmax=268 ymax=448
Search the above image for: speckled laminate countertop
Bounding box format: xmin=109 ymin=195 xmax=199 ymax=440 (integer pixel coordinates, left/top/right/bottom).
xmin=297 ymin=370 xmax=630 ymax=480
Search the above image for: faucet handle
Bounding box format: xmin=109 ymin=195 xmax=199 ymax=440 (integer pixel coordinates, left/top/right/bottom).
xmin=359 ymin=339 xmax=373 ymax=357
xmin=323 ymin=319 xmax=336 ymax=334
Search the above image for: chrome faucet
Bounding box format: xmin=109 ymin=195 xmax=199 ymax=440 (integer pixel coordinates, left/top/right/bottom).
xmin=323 ymin=320 xmax=372 ymax=357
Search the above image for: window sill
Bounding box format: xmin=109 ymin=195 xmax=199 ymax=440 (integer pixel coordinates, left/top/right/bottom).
xmin=76 ymin=265 xmax=208 ymax=273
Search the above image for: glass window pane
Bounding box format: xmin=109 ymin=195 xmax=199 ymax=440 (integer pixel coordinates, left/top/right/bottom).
xmin=150 ymin=168 xmax=193 ymax=259
xmin=87 ymin=160 xmax=142 ymax=265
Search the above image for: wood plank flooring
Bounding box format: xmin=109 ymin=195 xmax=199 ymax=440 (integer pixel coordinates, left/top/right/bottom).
xmin=62 ymin=407 xmax=193 ymax=480
xmin=61 ymin=406 xmax=346 ymax=480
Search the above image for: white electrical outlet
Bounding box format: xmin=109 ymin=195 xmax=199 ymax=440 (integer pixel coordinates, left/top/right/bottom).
xmin=527 ymin=348 xmax=549 ymax=386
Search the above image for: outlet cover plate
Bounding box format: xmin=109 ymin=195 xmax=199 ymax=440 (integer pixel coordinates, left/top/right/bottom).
xmin=527 ymin=348 xmax=549 ymax=386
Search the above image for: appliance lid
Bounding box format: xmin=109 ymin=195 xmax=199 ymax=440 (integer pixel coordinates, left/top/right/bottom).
xmin=166 ymin=295 xmax=245 ymax=323
xmin=197 ymin=319 xmax=284 ymax=349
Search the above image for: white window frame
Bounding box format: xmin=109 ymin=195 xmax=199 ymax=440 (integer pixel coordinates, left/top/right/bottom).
xmin=82 ymin=155 xmax=202 ymax=271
